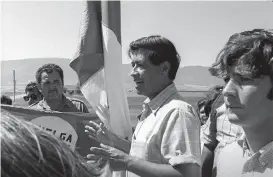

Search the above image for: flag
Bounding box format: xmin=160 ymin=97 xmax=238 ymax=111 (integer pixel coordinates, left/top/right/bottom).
xmin=70 ymin=1 xmax=132 ymax=140
xmin=1 ymin=105 xmax=100 ymax=157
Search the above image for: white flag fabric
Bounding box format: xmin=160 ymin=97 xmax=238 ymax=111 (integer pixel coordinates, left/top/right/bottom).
xmin=70 ymin=1 xmax=132 ymax=142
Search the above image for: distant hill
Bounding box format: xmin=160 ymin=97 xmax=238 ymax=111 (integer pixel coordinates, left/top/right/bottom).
xmin=122 ymin=64 xmax=224 ymax=90
xmin=1 ymin=58 xmax=78 ymax=86
xmin=1 ymin=58 xmax=224 ymax=91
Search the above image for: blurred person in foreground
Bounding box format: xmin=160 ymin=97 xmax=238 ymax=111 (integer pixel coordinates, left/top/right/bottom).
xmin=0 ymin=110 xmax=104 ymax=177
xmin=1 ymin=95 xmax=12 ymax=105
xmin=201 ymin=76 xmax=243 ymax=177
xmin=85 ymin=35 xmax=201 ymax=177
xmin=29 ymin=63 xmax=88 ymax=113
xmin=211 ymin=29 xmax=273 ymax=177
xmin=23 ymin=81 xmax=43 ymax=106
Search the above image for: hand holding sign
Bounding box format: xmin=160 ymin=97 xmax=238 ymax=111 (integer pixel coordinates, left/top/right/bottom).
xmin=85 ymin=121 xmax=114 ymax=147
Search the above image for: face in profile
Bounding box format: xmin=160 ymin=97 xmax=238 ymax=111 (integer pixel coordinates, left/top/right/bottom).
xmin=130 ymin=53 xmax=164 ymax=98
xmin=223 ymin=72 xmax=273 ymax=128
xmin=39 ymin=70 xmax=64 ymax=102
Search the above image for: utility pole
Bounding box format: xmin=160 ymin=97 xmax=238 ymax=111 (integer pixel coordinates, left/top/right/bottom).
xmin=13 ymin=70 xmax=16 ymax=102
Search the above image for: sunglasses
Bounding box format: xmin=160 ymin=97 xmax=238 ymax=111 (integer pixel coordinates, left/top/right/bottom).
xmin=23 ymin=94 xmax=38 ymax=102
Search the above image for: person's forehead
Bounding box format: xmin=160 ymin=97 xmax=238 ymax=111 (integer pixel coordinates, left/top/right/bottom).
xmin=41 ymin=70 xmax=61 ymax=80
xmin=26 ymin=90 xmax=35 ymax=95
xmin=130 ymin=53 xmax=147 ymax=62
xmin=227 ymin=65 xmax=250 ymax=78
xmin=28 ymin=89 xmax=39 ymax=94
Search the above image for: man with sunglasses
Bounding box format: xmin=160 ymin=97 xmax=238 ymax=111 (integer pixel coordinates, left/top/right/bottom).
xmin=24 ymin=81 xmax=43 ymax=106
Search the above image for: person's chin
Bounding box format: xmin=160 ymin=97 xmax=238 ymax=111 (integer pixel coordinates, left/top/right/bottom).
xmin=135 ymin=89 xmax=142 ymax=95
xmin=135 ymin=85 xmax=143 ymax=94
xmin=226 ymin=108 xmax=245 ymax=125
xmin=47 ymin=95 xmax=62 ymax=101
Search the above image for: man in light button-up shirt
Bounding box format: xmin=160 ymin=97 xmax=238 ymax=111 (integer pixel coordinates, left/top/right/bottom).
xmin=209 ymin=29 xmax=273 ymax=177
xmin=85 ymin=35 xmax=201 ymax=177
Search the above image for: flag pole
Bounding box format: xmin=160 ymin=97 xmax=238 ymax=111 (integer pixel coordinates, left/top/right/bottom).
xmin=13 ymin=69 xmax=16 ymax=102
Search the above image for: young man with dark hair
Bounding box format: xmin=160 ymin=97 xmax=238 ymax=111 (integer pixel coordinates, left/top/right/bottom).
xmin=85 ymin=35 xmax=201 ymax=177
xmin=210 ymin=29 xmax=273 ymax=177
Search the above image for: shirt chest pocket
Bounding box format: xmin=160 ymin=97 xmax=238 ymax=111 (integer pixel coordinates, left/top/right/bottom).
xmin=130 ymin=138 xmax=148 ymax=159
xmin=134 ymin=113 xmax=158 ymax=141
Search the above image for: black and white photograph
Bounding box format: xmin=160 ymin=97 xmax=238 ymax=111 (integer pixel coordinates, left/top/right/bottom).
xmin=1 ymin=1 xmax=273 ymax=177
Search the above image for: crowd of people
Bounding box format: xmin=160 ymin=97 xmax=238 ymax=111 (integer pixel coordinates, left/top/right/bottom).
xmin=1 ymin=28 xmax=273 ymax=177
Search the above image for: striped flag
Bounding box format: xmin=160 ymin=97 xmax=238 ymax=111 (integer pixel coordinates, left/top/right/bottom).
xmin=70 ymin=1 xmax=132 ymax=141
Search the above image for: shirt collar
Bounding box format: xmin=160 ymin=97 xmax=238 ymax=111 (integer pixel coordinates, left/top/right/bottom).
xmin=238 ymin=136 xmax=273 ymax=168
xmin=143 ymin=83 xmax=178 ymax=115
xmin=258 ymin=141 xmax=273 ymax=167
xmin=39 ymin=94 xmax=69 ymax=111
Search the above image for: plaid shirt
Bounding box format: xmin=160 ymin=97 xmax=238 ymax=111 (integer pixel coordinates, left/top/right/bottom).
xmin=29 ymin=95 xmax=81 ymax=112
xmin=217 ymin=138 xmax=273 ymax=177
xmin=128 ymin=83 xmax=201 ymax=177
xmin=202 ymin=94 xmax=244 ymax=167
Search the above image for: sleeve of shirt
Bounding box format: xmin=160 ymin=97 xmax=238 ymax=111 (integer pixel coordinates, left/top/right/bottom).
xmin=161 ymin=107 xmax=201 ymax=167
xmin=202 ymin=110 xmax=218 ymax=148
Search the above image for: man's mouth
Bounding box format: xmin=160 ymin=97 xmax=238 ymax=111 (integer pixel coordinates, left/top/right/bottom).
xmin=226 ymin=104 xmax=242 ymax=109
xmin=49 ymin=90 xmax=57 ymax=93
xmin=134 ymin=81 xmax=143 ymax=84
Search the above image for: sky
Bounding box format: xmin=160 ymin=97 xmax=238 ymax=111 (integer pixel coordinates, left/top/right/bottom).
xmin=1 ymin=1 xmax=273 ymax=67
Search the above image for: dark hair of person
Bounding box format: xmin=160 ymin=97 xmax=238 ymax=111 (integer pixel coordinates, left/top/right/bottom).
xmin=25 ymin=81 xmax=41 ymax=93
xmin=210 ymin=29 xmax=273 ymax=80
xmin=1 ymin=95 xmax=12 ymax=105
xmin=128 ymin=35 xmax=181 ymax=80
xmin=35 ymin=64 xmax=64 ymax=84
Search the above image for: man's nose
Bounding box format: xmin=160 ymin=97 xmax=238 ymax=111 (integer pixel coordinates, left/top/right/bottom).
xmin=130 ymin=67 xmax=137 ymax=77
xmin=48 ymin=83 xmax=56 ymax=89
xmin=222 ymin=80 xmax=237 ymax=97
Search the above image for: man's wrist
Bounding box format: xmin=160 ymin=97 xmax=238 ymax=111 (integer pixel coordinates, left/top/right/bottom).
xmin=125 ymin=155 xmax=138 ymax=171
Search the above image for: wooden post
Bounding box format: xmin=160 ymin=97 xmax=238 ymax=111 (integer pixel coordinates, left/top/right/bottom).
xmin=13 ymin=70 xmax=16 ymax=102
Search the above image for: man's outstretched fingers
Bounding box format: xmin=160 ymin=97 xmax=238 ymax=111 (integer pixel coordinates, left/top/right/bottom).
xmin=86 ymin=154 xmax=101 ymax=161
xmin=90 ymin=147 xmax=110 ymax=157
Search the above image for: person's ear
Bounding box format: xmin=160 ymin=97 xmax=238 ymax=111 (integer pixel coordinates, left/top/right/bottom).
xmin=160 ymin=61 xmax=170 ymax=75
xmin=267 ymin=88 xmax=273 ymax=100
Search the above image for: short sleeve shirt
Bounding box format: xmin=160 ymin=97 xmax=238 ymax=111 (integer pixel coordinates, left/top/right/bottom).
xmin=202 ymin=103 xmax=244 ymax=166
xmin=216 ymin=138 xmax=273 ymax=177
xmin=127 ymin=83 xmax=201 ymax=177
xmin=69 ymin=98 xmax=89 ymax=113
xmin=29 ymin=95 xmax=81 ymax=112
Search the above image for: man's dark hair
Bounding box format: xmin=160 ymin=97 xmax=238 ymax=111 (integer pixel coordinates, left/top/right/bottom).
xmin=210 ymin=29 xmax=273 ymax=81
xmin=1 ymin=95 xmax=12 ymax=105
xmin=128 ymin=35 xmax=181 ymax=80
xmin=204 ymin=85 xmax=224 ymax=115
xmin=25 ymin=81 xmax=39 ymax=93
xmin=35 ymin=64 xmax=64 ymax=84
